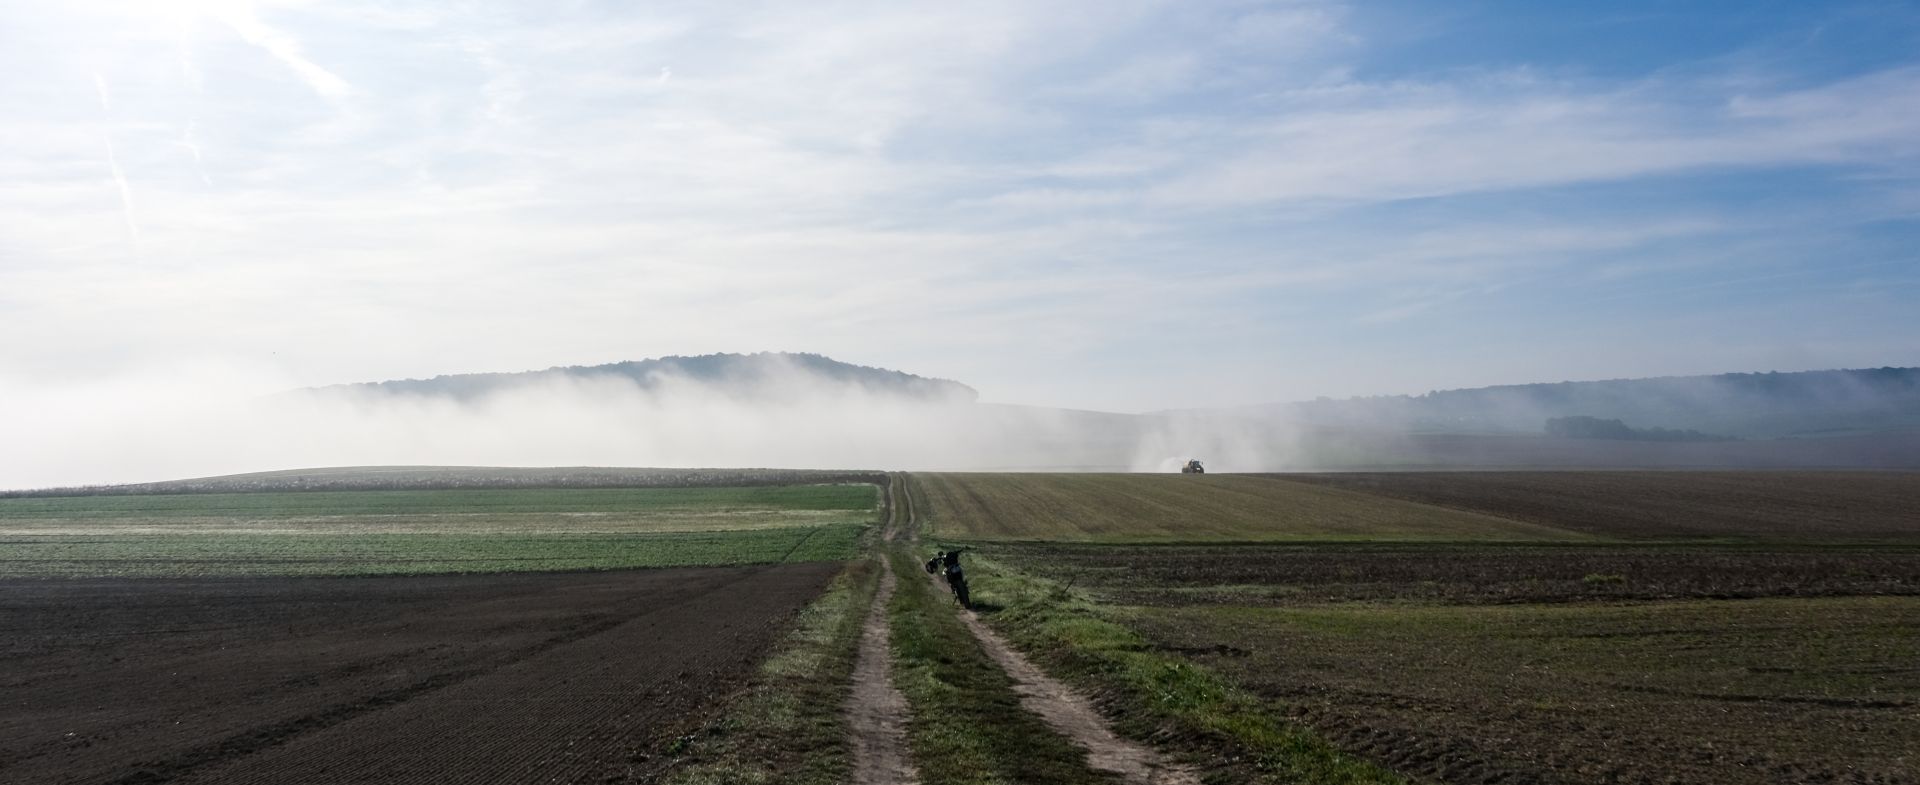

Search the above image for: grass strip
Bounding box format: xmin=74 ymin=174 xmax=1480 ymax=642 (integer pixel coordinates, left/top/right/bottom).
xmin=959 ymin=549 xmax=1406 ymax=785
xmin=885 ymin=549 xmax=1120 ymax=785
xmin=663 ymin=559 xmax=881 ymax=785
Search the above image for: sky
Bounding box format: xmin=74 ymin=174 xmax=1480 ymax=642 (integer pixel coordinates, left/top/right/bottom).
xmin=3 ymin=0 xmax=1919 ymax=413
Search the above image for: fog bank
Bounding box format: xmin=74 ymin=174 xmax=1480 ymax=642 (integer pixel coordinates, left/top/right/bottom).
xmin=0 ymin=362 xmax=1298 ymax=489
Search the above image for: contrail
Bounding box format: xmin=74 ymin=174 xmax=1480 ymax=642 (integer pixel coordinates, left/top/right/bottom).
xmin=179 ymin=121 xmax=213 ymax=186
xmin=103 ymin=134 xmax=139 ymax=243
xmin=93 ymin=73 xmax=139 ymax=244
xmin=215 ymin=7 xmax=351 ymax=100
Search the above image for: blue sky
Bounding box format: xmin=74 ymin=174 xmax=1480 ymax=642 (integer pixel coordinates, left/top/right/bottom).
xmin=2 ymin=0 xmax=1917 ymax=412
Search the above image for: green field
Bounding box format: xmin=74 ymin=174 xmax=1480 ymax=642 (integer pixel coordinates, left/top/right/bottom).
xmin=917 ymin=473 xmax=1580 ymax=542
xmin=0 ymin=485 xmax=875 ymax=519
xmin=0 ymin=484 xmax=878 ymax=577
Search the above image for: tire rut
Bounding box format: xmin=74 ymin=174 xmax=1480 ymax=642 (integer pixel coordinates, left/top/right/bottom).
xmin=847 ymin=563 xmax=918 ymax=785
xmin=846 ymin=476 xmax=919 ymax=785
xmin=937 ymin=572 xmax=1200 ymax=785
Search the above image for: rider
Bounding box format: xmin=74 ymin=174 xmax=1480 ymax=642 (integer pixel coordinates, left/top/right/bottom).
xmin=939 ymin=548 xmax=970 ymax=608
xmin=940 ymin=547 xmax=967 ymax=585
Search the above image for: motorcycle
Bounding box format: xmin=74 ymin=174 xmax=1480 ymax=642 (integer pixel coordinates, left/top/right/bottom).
xmin=944 ymin=564 xmax=971 ymax=608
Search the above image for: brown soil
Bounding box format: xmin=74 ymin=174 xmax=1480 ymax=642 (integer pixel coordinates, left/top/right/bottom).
xmin=1275 ymin=471 xmax=1920 ymax=539
xmin=998 ymin=542 xmax=1920 ymax=606
xmin=0 ymin=564 xmax=837 ymax=784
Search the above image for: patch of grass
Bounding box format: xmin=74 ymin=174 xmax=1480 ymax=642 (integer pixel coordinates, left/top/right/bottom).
xmin=961 ymin=551 xmax=1405 ymax=785
xmin=916 ymin=473 xmax=1580 ymax=542
xmin=0 ymin=524 xmax=866 ymax=578
xmin=663 ymin=560 xmax=882 ymax=785
xmin=885 ymin=549 xmax=1120 ymax=785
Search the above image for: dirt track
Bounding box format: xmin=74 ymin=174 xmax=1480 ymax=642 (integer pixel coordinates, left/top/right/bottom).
xmin=0 ymin=564 xmax=837 ymax=784
xmin=946 ymin=592 xmax=1199 ymax=785
xmin=847 ymin=477 xmax=917 ymax=785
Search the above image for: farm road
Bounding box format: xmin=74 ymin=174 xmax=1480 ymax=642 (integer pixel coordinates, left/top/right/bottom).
xmin=847 ymin=475 xmax=918 ymax=785
xmin=892 ymin=473 xmax=1198 ymax=785
xmin=919 ymin=566 xmax=1200 ymax=785
xmin=848 ymin=564 xmax=917 ymax=785
xmin=0 ymin=564 xmax=836 ymax=785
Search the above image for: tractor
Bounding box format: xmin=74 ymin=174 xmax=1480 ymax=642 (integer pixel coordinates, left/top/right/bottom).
xmin=1181 ymin=459 xmax=1205 ymax=474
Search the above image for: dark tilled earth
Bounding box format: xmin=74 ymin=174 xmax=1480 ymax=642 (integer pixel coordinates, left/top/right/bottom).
xmin=0 ymin=564 xmax=839 ymax=785
xmin=1275 ymin=471 xmax=1920 ymax=539
xmin=1128 ymin=596 xmax=1920 ymax=785
xmin=1002 ymin=542 xmax=1920 ymax=606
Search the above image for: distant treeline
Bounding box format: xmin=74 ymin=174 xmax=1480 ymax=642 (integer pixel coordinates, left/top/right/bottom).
xmin=1544 ymin=416 xmax=1736 ymax=442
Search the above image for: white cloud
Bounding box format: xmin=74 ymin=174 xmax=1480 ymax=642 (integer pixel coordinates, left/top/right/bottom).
xmin=1 ymin=0 xmax=1916 ymax=422
xmin=1140 ymin=67 xmax=1920 ymax=208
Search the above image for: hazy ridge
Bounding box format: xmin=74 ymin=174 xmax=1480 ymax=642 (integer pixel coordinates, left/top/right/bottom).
xmin=1234 ymin=367 xmax=1920 ymax=439
xmin=308 ymin=352 xmax=979 ymax=403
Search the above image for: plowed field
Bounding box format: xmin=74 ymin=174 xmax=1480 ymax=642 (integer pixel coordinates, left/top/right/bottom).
xmin=1277 ymin=471 xmax=1920 ymax=539
xmin=930 ymin=472 xmax=1920 ymax=785
xmin=0 ymin=563 xmax=838 ymax=785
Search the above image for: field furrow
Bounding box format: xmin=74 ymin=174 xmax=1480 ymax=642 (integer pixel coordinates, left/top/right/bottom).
xmin=0 ymin=564 xmax=838 ymax=785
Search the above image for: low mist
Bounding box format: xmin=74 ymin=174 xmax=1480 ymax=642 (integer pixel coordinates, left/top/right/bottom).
xmin=9 ymin=358 xmax=1915 ymax=490
xmin=0 ymin=359 xmax=1306 ymax=490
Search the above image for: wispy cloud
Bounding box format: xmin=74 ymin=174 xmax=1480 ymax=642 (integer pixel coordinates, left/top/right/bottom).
xmin=210 ymin=2 xmax=352 ymax=101
xmin=2 ymin=1 xmax=1917 ymax=413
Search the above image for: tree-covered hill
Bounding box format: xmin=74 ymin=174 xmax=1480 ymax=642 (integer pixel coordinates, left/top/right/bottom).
xmin=306 ymin=352 xmax=979 ymax=403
